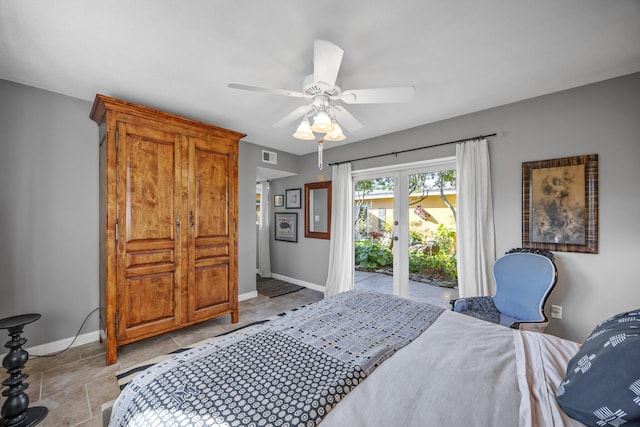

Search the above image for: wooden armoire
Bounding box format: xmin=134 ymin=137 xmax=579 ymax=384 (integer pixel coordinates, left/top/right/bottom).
xmin=90 ymin=95 xmax=245 ymax=365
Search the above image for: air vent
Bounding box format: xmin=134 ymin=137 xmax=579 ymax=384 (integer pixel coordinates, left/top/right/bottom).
xmin=262 ymin=150 xmax=277 ymax=165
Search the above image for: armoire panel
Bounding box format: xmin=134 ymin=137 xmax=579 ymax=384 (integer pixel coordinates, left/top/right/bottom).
xmin=121 ymin=272 xmax=179 ymax=338
xmin=193 ymin=145 xmax=230 ymax=238
xmin=195 ymin=244 xmax=229 ymax=260
xmin=121 ymin=123 xmax=179 ymax=243
xmin=191 ymin=263 xmax=230 ymax=314
xmin=126 ymin=249 xmax=175 ymax=268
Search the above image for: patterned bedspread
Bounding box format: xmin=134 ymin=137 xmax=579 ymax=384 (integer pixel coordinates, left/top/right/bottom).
xmin=109 ymin=290 xmax=443 ymax=427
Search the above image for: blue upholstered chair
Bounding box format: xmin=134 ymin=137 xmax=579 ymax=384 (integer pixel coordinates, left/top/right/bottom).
xmin=451 ymin=248 xmax=558 ymax=332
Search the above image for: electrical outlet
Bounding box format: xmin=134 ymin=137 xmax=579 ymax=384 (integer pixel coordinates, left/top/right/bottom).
xmin=551 ymin=305 xmax=563 ymax=319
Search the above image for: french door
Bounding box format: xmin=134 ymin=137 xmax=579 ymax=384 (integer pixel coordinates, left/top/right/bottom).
xmin=353 ymin=158 xmax=456 ymax=300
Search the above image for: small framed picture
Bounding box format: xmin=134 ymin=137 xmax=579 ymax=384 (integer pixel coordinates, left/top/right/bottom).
xmin=285 ymin=188 xmax=302 ymax=209
xmin=274 ymin=194 xmax=284 ymax=207
xmin=275 ymin=212 xmax=298 ymax=243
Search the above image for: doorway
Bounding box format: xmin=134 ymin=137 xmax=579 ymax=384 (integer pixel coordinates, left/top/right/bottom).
xmin=353 ymin=158 xmax=459 ymax=306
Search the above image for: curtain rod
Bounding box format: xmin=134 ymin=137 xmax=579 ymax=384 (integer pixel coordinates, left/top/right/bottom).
xmin=328 ymin=132 xmax=499 ymax=167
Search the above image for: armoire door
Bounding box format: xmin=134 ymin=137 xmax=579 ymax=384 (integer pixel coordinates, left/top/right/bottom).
xmin=186 ymin=135 xmax=238 ymax=322
xmin=115 ymin=120 xmax=185 ymax=341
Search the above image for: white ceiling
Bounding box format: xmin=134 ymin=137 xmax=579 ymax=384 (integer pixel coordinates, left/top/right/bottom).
xmin=1 ymin=1 xmax=639 ymax=155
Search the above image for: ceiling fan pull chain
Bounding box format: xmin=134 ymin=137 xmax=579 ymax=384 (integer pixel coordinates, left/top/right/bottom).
xmin=318 ymin=140 xmax=324 ymax=170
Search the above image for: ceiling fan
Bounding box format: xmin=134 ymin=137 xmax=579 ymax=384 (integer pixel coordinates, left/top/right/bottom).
xmin=228 ymin=40 xmax=416 ymax=143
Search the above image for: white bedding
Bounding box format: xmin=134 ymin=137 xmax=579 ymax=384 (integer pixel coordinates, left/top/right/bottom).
xmin=320 ymin=310 xmax=585 ymax=427
xmin=514 ymin=327 xmax=585 ymax=427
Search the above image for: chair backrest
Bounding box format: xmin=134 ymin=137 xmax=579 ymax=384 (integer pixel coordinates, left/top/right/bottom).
xmin=491 ymin=251 xmax=558 ymax=322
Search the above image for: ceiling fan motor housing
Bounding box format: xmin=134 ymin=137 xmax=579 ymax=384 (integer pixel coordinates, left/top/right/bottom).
xmin=302 ymin=74 xmax=342 ymax=99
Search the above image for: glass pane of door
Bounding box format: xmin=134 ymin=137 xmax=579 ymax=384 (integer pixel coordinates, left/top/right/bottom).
xmin=406 ymin=170 xmax=459 ymax=306
xmin=353 ymin=175 xmax=397 ymax=297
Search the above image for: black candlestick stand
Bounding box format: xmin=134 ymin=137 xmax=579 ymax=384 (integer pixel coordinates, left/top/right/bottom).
xmin=0 ymin=314 xmax=48 ymax=427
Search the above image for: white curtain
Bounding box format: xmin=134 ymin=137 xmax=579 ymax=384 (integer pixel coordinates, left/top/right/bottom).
xmin=325 ymin=163 xmax=354 ymax=297
xmin=456 ymin=139 xmax=496 ymax=297
xmin=257 ymin=181 xmax=272 ymax=278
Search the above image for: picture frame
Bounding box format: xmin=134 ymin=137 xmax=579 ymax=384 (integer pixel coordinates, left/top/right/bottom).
xmin=522 ymin=154 xmax=598 ymax=253
xmin=274 ymin=194 xmax=284 ymax=207
xmin=274 ymin=212 xmax=298 ymax=243
xmin=285 ymin=188 xmax=302 ymax=209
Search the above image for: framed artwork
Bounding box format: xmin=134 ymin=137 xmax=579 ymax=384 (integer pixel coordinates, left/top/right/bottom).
xmin=275 ymin=212 xmax=298 ymax=242
xmin=274 ymin=194 xmax=284 ymax=207
xmin=285 ymin=188 xmax=302 ymax=209
xmin=522 ymin=154 xmax=598 ymax=253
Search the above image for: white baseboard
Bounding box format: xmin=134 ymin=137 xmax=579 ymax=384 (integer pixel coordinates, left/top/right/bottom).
xmin=270 ymin=273 xmax=325 ymax=293
xmin=239 ymin=290 xmax=258 ymax=301
xmin=16 ymin=330 xmax=102 ymax=358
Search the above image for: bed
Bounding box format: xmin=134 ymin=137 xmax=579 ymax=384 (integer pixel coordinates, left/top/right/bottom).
xmin=105 ymin=290 xmax=640 ymax=427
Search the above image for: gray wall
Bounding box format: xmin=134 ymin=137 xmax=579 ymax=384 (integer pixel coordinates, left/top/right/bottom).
xmin=269 ymin=160 xmax=333 ymax=286
xmin=0 ymin=80 xmax=98 ymax=346
xmin=238 ymin=142 xmax=299 ymax=294
xmin=2 ymin=71 xmax=639 ymax=346
xmin=268 ymin=72 xmax=640 ymax=343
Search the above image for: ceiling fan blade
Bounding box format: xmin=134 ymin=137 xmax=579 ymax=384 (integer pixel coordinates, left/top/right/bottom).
xmin=313 ymin=40 xmax=344 ymax=88
xmin=340 ymin=86 xmax=416 ymax=104
xmin=228 ymin=83 xmax=304 ymax=98
xmin=273 ymin=104 xmax=314 ymax=128
xmin=332 ymin=105 xmax=363 ymax=132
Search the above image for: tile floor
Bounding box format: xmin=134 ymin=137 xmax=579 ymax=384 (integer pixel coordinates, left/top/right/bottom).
xmin=8 ymin=276 xmax=453 ymax=426
xmin=355 ymin=270 xmax=459 ymax=307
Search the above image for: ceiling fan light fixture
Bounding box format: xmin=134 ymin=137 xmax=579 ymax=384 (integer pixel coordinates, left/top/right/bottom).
xmin=310 ymin=111 xmax=334 ymax=133
xmin=324 ymin=121 xmax=345 ymax=141
xmin=293 ymin=117 xmax=315 ymax=140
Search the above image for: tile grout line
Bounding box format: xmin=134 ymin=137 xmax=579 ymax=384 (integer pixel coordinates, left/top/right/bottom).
xmin=85 ymin=383 xmax=92 ymax=418
xmin=39 ymin=372 xmax=43 ymax=401
xmin=169 ymin=334 xmax=182 ymax=348
xmin=68 ymin=383 xmax=94 ymax=427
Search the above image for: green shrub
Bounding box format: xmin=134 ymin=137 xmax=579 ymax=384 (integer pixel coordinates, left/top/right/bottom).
xmin=355 ymin=241 xmax=392 ymax=270
xmin=409 ymin=230 xmax=422 ymax=244
xmin=408 ymin=225 xmax=457 ymax=280
xmin=432 ymin=224 xmax=456 ymax=255
xmin=408 ymin=251 xmax=457 ymax=280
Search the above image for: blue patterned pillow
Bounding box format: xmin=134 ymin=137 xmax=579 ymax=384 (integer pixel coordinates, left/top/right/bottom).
xmin=556 ymin=309 xmax=640 ymax=426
